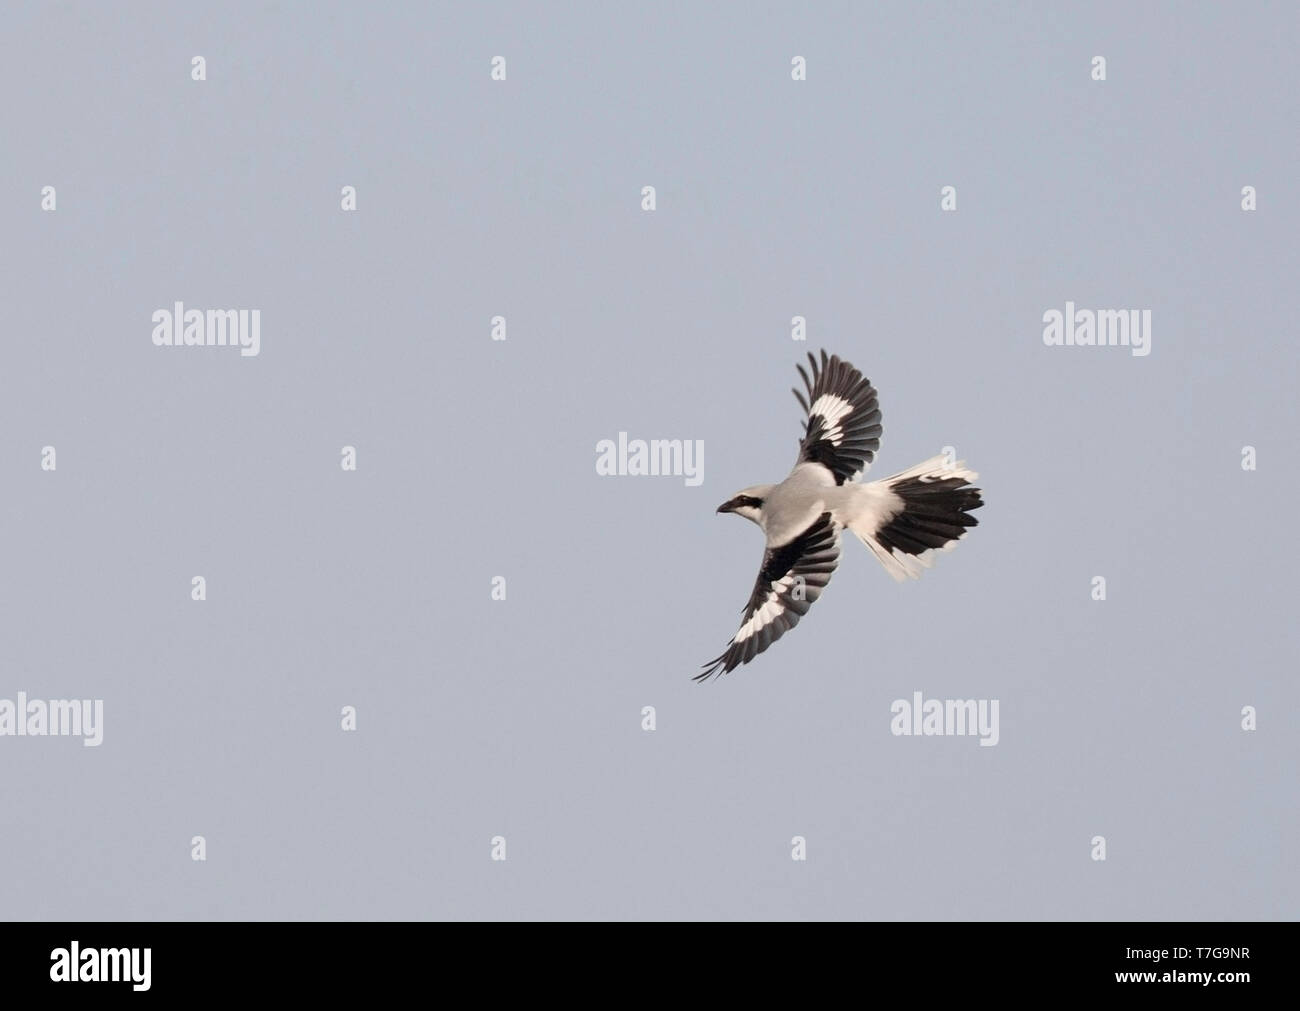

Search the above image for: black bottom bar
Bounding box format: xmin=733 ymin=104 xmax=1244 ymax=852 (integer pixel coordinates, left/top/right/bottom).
xmin=0 ymin=921 xmax=1282 ymax=998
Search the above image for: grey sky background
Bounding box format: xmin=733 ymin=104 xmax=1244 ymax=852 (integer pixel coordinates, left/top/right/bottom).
xmin=1 ymin=1 xmax=1296 ymax=920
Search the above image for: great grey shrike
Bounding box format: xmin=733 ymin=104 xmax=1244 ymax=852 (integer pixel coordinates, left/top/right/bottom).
xmin=699 ymin=350 xmax=984 ymax=681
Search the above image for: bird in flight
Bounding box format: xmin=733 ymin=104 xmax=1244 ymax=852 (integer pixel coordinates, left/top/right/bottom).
xmin=698 ymin=349 xmax=983 ymax=681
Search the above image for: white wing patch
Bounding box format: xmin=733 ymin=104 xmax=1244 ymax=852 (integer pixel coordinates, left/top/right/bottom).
xmin=808 ymin=393 xmax=853 ymax=446
xmin=732 ymin=573 xmax=797 ymax=643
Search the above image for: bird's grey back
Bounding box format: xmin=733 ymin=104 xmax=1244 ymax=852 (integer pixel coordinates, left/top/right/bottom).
xmin=763 ymin=463 xmax=840 ymax=546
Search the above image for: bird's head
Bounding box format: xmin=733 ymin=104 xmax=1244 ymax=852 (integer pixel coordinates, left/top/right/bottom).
xmin=716 ymin=485 xmax=771 ymax=526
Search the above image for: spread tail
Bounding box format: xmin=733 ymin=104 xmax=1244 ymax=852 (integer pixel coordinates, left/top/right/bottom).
xmin=847 ymin=455 xmax=983 ymax=581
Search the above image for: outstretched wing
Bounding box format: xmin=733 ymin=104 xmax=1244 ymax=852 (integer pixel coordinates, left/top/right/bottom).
xmin=793 ymin=349 xmax=883 ymax=485
xmin=696 ymin=512 xmax=841 ymax=681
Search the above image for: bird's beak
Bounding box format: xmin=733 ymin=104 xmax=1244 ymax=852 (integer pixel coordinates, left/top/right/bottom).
xmin=716 ymin=499 xmax=735 ymax=514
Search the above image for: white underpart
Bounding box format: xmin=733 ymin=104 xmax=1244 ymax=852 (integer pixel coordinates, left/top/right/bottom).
xmin=809 ymin=393 xmax=854 ymax=446
xmin=732 ymin=574 xmax=796 ymax=642
xmin=840 ymin=454 xmax=978 ymax=583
